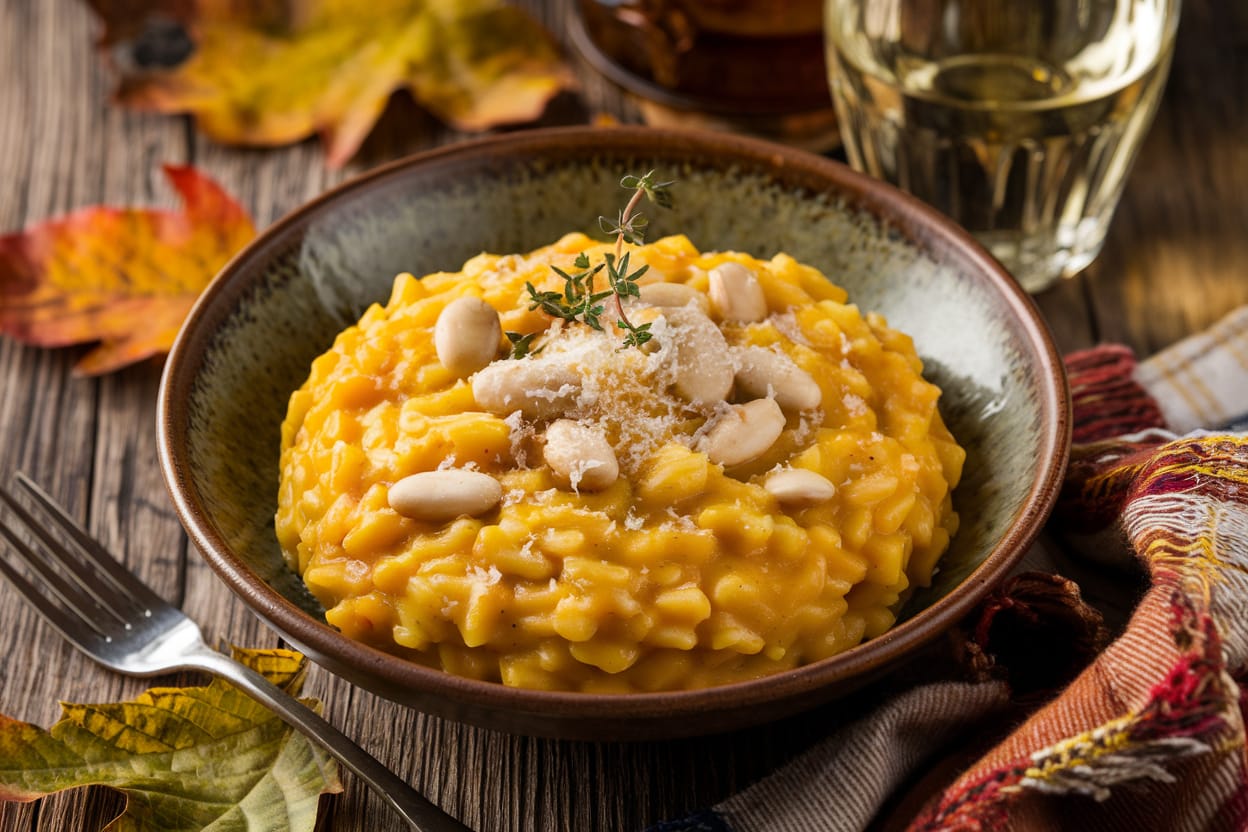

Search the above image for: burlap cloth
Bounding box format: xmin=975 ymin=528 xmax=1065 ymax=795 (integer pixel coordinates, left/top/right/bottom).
xmin=651 ymin=308 xmax=1248 ymax=832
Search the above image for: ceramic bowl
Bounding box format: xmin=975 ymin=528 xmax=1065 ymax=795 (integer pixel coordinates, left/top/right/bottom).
xmin=158 ymin=126 xmax=1069 ymax=740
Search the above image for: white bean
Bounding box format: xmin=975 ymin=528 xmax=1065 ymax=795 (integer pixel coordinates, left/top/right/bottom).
xmin=434 ymin=296 xmax=502 ymax=376
xmin=708 ymin=262 xmax=768 ymax=323
xmin=700 ymin=398 xmax=786 ymax=466
xmin=388 ymin=470 xmax=503 ymax=522
xmin=765 ymin=468 xmax=836 ymax=506
xmin=664 ymin=307 xmax=734 ymax=406
xmin=471 ymin=359 xmax=580 ymax=419
xmin=732 ymin=346 xmax=822 ymax=411
xmin=639 ymin=282 xmax=709 ymax=313
xmin=543 ymin=419 xmax=619 ymax=492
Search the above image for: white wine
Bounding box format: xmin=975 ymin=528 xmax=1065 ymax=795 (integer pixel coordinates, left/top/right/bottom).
xmin=826 ymin=1 xmax=1179 ymax=292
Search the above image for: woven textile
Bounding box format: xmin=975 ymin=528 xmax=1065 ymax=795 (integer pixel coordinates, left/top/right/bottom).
xmin=1134 ymin=306 xmax=1248 ymax=434
xmin=651 ymin=310 xmax=1248 ymax=832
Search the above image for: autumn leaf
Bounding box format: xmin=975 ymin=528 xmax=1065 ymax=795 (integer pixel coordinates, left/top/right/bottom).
xmin=0 ymin=648 xmax=341 ymax=832
xmin=0 ymin=164 xmax=254 ymax=376
xmin=86 ymin=0 xmax=575 ymax=168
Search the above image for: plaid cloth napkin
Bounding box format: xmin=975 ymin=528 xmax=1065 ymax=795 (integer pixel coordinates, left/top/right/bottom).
xmin=651 ymin=306 xmax=1248 ymax=832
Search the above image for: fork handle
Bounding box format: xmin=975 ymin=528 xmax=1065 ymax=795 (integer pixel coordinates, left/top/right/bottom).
xmin=183 ymin=645 xmax=472 ymax=832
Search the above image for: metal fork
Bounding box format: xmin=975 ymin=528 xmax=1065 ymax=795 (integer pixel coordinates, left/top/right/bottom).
xmin=0 ymin=472 xmax=469 ymax=832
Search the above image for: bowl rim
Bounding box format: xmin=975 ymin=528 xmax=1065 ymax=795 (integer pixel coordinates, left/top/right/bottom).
xmin=157 ymin=125 xmax=1071 ymax=727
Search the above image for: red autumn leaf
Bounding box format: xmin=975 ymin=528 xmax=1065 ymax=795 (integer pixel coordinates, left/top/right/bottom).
xmin=86 ymin=0 xmax=575 ymax=168
xmin=0 ymin=165 xmax=255 ymax=376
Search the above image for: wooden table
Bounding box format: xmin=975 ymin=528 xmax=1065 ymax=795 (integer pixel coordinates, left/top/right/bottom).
xmin=1 ymin=1 xmax=1244 ymax=830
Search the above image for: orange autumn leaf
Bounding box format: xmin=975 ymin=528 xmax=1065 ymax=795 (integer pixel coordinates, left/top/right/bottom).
xmin=87 ymin=0 xmax=575 ymax=168
xmin=0 ymin=165 xmax=255 ymax=376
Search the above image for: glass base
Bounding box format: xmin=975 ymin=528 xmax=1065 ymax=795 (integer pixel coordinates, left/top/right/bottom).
xmin=975 ymin=216 xmax=1111 ymax=293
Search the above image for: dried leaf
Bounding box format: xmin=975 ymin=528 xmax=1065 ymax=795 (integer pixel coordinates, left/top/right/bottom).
xmin=0 ymin=648 xmax=341 ymax=832
xmin=0 ymin=165 xmax=254 ymax=375
xmin=87 ymin=0 xmax=575 ymax=167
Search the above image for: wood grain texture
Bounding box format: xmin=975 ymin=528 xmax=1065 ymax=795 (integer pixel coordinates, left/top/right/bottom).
xmin=0 ymin=0 xmax=1243 ymax=830
xmin=0 ymin=2 xmax=187 ymax=830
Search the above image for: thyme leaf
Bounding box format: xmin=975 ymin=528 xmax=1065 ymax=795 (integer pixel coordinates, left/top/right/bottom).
xmin=504 ymin=330 xmax=539 ymax=359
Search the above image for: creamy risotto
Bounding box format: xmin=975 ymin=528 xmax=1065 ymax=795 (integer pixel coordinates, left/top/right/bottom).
xmin=276 ymin=233 xmax=963 ymax=692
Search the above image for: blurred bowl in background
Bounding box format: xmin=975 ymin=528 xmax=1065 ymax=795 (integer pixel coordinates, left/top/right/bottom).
xmin=569 ymin=0 xmax=840 ymax=151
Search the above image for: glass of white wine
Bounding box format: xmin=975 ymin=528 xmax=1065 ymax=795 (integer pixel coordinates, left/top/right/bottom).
xmin=824 ymin=0 xmax=1181 ymax=292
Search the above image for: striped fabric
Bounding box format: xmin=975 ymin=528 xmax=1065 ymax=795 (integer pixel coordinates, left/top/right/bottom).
xmin=716 ymin=682 xmax=1010 ymax=832
xmin=1134 ymin=307 xmax=1248 ymax=433
xmin=649 ymin=308 xmax=1248 ymax=832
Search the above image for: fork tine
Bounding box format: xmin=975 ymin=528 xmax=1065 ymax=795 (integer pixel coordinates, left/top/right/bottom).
xmin=13 ymin=472 xmax=167 ymax=612
xmin=0 ymin=482 xmax=148 ymax=623
xmin=0 ymin=512 xmax=127 ymax=635
xmin=0 ymin=533 xmax=108 ymax=653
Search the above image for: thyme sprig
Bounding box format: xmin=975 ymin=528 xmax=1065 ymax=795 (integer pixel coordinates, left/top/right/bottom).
xmin=506 ymin=171 xmax=673 ymax=356
xmin=600 ymin=170 xmax=674 ymax=244
xmin=604 ymin=251 xmax=652 ymax=349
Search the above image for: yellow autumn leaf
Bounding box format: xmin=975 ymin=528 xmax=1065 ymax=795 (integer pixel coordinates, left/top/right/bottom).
xmin=87 ymin=0 xmax=575 ymax=167
xmin=0 ymin=648 xmax=341 ymax=832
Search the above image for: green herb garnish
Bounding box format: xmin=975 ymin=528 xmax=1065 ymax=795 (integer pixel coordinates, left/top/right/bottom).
xmin=604 ymin=251 xmax=653 ymax=349
xmin=506 ymin=171 xmax=673 ymax=355
xmin=523 ymin=252 xmax=610 ymax=330
xmin=504 ymin=330 xmax=540 ymax=359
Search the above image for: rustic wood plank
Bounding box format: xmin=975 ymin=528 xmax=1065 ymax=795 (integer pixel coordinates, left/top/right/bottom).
xmin=1033 ymin=274 xmax=1098 ymax=355
xmin=90 ymin=363 xmax=188 ymax=609
xmin=0 ymin=1 xmax=189 ymax=830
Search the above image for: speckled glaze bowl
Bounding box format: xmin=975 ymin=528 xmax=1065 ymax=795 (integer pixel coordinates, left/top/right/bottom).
xmin=158 ymin=127 xmax=1070 ymax=740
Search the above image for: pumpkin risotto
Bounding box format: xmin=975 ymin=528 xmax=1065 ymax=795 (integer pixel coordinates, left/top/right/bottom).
xmin=275 ymin=233 xmax=963 ymax=692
